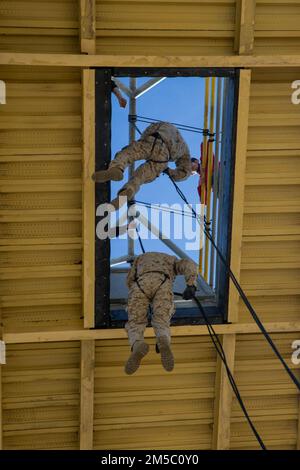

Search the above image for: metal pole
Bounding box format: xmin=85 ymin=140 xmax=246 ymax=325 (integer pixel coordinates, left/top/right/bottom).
xmin=134 ymin=209 xmax=195 ymax=262
xmin=110 ymin=255 xmax=131 ymax=267
xmin=217 ymin=77 xmax=229 ymax=239
xmin=209 ymin=77 xmax=222 ymax=288
xmin=204 ymin=77 xmax=216 ymax=282
xmin=111 ymin=78 xmax=131 ymax=97
xmin=134 ymin=77 xmax=166 ymax=99
xmin=128 ymin=77 xmax=136 ymax=258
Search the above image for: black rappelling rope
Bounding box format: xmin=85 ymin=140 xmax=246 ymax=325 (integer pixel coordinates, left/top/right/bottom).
xmin=131 ymin=216 xmax=266 ymax=448
xmin=131 ymin=205 xmax=265 ymax=447
xmin=130 ymin=120 xmax=142 ymax=136
xmin=135 ymin=213 xmax=267 ymax=450
xmin=167 ymin=171 xmax=300 ymax=392
xmin=134 ymin=199 xmax=201 ymax=221
xmin=135 ymin=225 xmax=146 ymax=254
xmin=135 ymin=114 xmax=208 ymax=132
xmin=173 ymin=291 xmax=266 ymax=450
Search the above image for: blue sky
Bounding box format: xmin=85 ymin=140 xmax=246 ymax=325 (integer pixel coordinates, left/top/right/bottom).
xmin=110 ymin=77 xmax=206 ymax=263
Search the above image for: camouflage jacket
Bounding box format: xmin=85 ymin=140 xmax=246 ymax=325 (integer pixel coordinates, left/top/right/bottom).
xmin=141 ymin=122 xmax=191 ymax=181
xmin=127 ymin=252 xmax=198 ymax=289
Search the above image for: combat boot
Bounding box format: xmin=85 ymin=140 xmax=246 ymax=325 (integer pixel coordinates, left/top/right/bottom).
xmin=92 ymin=167 xmax=123 ymax=182
xmin=124 ymin=340 xmax=149 ymax=375
xmin=157 ymin=336 xmax=174 ymax=372
xmin=110 ymin=187 xmax=135 ymax=211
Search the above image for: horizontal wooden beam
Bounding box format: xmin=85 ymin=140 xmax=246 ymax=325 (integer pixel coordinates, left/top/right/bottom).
xmin=4 ymin=321 xmax=300 ymax=344
xmin=2 ymin=52 xmax=300 ymax=68
xmin=80 ymin=340 xmax=95 ymax=450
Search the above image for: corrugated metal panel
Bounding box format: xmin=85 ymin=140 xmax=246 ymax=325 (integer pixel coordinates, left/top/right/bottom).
xmin=96 ymin=0 xmax=235 ymax=55
xmin=2 ymin=342 xmax=80 ymax=449
xmin=94 ymin=337 xmax=217 ymax=450
xmin=0 ymin=0 xmax=79 ymax=53
xmin=0 ymin=66 xmax=83 ymax=333
xmin=3 ymin=1 xmax=300 ymax=57
xmin=255 ymin=0 xmax=300 ymax=55
xmin=238 ymin=68 xmax=300 ymax=323
xmin=230 ymin=333 xmax=299 ymax=450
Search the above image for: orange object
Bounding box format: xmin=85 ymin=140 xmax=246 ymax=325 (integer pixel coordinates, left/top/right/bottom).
xmin=198 ymin=141 xmax=215 ymax=204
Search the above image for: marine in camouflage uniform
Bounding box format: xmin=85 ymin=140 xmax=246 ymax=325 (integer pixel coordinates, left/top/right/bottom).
xmin=93 ymin=122 xmax=192 ymax=210
xmin=124 ymin=252 xmax=198 ymax=375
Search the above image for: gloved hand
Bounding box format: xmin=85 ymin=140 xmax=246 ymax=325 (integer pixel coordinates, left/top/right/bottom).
xmin=182 ymin=285 xmax=196 ymax=300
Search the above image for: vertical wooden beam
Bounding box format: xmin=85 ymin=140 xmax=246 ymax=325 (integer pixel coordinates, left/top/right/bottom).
xmin=80 ymin=0 xmax=96 ymax=54
xmin=0 ymin=366 xmax=2 ymax=450
xmin=80 ymin=340 xmax=95 ymax=449
xmin=297 ymin=395 xmax=300 ymax=450
xmin=228 ymin=69 xmax=251 ymax=324
xmin=0 ymin=305 xmax=3 ymax=449
xmin=82 ymin=69 xmax=95 ymax=329
xmin=212 ymin=334 xmax=236 ymax=449
xmin=234 ymin=0 xmax=256 ymax=55
xmin=212 ymin=70 xmax=251 ymax=449
xmin=0 ymin=359 xmax=2 ymax=450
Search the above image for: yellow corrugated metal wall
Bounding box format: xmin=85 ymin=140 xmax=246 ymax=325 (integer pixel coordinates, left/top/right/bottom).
xmin=0 ymin=0 xmax=300 ymax=451
xmin=0 ymin=66 xmax=83 ymax=333
xmin=2 ymin=342 xmax=80 ymax=449
xmin=255 ymin=0 xmax=300 ymax=54
xmin=0 ymin=1 xmax=79 ymax=53
xmin=95 ymin=0 xmax=236 ymax=55
xmin=239 ymin=68 xmax=300 ymax=325
xmin=228 ymin=67 xmax=300 ymax=450
xmin=231 ymin=333 xmax=299 ymax=450
xmin=94 ymin=337 xmax=217 ymax=450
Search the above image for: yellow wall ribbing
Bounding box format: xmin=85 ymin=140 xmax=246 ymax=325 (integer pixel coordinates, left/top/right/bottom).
xmin=0 ymin=0 xmax=300 ymax=451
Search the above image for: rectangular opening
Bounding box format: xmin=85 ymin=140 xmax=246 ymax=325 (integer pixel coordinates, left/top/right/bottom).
xmin=95 ymin=68 xmax=239 ymax=328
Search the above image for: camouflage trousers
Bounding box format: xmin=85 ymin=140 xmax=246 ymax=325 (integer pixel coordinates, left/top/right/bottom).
xmin=109 ymin=136 xmax=169 ymax=197
xmin=125 ymin=273 xmax=175 ymax=346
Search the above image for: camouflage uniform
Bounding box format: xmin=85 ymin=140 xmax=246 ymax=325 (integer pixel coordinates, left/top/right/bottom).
xmin=125 ymin=252 xmax=198 ymax=346
xmin=109 ymin=122 xmax=192 ymax=198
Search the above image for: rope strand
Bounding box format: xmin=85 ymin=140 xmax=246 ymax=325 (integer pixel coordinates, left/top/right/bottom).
xmin=167 ymin=172 xmax=300 ymax=392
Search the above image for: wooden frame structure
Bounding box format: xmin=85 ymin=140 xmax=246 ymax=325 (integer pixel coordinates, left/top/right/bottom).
xmin=0 ymin=0 xmax=300 ymax=450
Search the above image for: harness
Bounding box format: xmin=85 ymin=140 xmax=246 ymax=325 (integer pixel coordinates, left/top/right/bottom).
xmin=134 ymin=270 xmax=170 ymax=302
xmin=147 ymin=132 xmax=171 ymax=164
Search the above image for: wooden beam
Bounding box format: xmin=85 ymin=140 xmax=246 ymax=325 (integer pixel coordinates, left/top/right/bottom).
xmin=212 ymin=334 xmax=236 ymax=449
xmin=228 ymin=69 xmax=251 ymax=323
xmin=3 ymin=321 xmax=300 ymax=344
xmin=0 ymin=365 xmax=2 ymax=450
xmin=234 ymin=0 xmax=256 ymax=55
xmin=297 ymin=395 xmax=300 ymax=450
xmin=0 ymin=312 xmax=3 ymax=450
xmin=79 ymin=0 xmax=96 ymax=54
xmin=80 ymin=340 xmax=95 ymax=450
xmin=82 ymin=69 xmax=95 ymax=329
xmin=3 ymin=52 xmax=300 ymax=68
